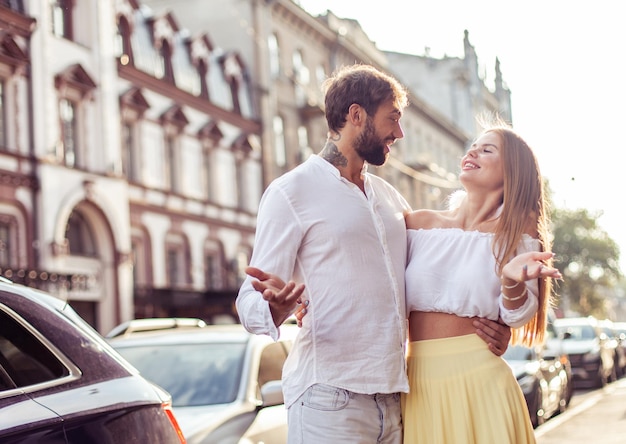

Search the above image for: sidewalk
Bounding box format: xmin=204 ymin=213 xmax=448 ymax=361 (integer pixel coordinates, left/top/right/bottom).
xmin=536 ymin=378 xmax=626 ymax=444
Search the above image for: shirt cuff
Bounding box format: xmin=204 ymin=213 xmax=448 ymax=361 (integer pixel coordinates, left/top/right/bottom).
xmin=499 ymin=291 xmax=539 ymax=328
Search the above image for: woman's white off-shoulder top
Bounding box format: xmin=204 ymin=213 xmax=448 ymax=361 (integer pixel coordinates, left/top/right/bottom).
xmin=405 ymin=228 xmax=540 ymax=328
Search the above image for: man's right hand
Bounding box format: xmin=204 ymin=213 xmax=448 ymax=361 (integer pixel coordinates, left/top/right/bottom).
xmin=246 ymin=266 xmax=305 ymax=327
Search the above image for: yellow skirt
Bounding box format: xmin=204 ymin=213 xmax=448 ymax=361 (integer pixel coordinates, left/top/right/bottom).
xmin=402 ymin=334 xmax=536 ymax=444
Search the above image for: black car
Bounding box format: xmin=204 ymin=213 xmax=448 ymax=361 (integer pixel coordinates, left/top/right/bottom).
xmin=0 ymin=278 xmax=186 ymax=443
xmin=554 ymin=316 xmax=617 ymax=388
xmin=503 ymin=343 xmax=570 ymax=428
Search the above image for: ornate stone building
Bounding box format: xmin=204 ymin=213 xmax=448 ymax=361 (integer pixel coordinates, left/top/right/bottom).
xmin=0 ymin=0 xmax=261 ymax=333
xmin=0 ymin=0 xmax=512 ymax=331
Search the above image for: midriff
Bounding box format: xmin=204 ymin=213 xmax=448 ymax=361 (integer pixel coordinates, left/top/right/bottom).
xmin=408 ymin=311 xmax=477 ymax=341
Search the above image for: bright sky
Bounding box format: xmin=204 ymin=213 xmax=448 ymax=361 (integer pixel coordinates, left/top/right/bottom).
xmin=299 ymin=0 xmax=626 ymax=273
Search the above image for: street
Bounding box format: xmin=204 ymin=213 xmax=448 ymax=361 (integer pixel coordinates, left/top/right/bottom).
xmin=535 ymin=378 xmax=626 ymax=443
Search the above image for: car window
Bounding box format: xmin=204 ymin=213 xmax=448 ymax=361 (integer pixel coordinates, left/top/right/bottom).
xmin=257 ymin=341 xmax=289 ymax=388
xmin=0 ymin=309 xmax=69 ymax=389
xmin=115 ymin=342 xmax=246 ymax=407
xmin=556 ymin=324 xmax=596 ymax=340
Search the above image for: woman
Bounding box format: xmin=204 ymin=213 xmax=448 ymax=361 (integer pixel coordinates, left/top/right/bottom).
xmin=402 ymin=120 xmax=562 ymax=443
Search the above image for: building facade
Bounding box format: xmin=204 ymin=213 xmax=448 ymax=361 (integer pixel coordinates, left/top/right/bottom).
xmin=0 ymin=0 xmax=261 ymax=333
xmin=0 ymin=0 xmax=511 ymax=332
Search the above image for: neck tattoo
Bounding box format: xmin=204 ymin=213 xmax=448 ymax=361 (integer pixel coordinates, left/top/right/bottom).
xmin=321 ymin=141 xmax=347 ymax=167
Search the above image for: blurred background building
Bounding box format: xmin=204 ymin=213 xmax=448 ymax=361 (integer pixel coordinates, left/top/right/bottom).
xmin=0 ymin=0 xmax=509 ymax=334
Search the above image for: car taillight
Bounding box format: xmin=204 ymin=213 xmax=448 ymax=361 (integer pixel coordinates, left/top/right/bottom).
xmin=162 ymin=401 xmax=186 ymax=443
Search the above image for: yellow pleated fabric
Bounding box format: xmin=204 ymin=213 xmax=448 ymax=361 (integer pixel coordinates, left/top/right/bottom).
xmin=402 ymin=334 xmax=536 ymax=444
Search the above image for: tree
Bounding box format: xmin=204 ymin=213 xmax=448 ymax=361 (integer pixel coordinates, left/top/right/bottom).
xmin=551 ymin=208 xmax=622 ymax=318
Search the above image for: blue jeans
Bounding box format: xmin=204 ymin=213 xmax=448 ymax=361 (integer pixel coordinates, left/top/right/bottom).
xmin=287 ymin=383 xmax=402 ymax=444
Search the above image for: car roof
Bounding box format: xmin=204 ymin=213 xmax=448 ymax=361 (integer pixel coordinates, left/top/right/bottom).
xmin=554 ymin=316 xmax=598 ymax=326
xmin=105 ymin=317 xmax=209 ymax=338
xmin=108 ymin=322 xmax=300 ymax=348
xmin=0 ymin=278 xmax=70 ymax=313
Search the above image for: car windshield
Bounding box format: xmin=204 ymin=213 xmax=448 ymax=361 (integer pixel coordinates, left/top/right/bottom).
xmin=556 ymin=324 xmax=596 ymax=340
xmin=115 ymin=342 xmax=246 ymax=407
xmin=502 ymin=345 xmax=533 ymax=361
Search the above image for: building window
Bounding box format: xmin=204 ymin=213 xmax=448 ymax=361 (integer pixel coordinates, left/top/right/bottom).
xmin=121 ymin=122 xmax=138 ymax=181
xmin=66 ymin=209 xmax=97 ymax=257
xmin=199 ymin=121 xmax=223 ymax=202
xmin=0 ymin=1 xmax=25 ymax=13
xmin=0 ymin=81 xmax=6 ymax=149
xmin=0 ymin=221 xmax=12 ymax=267
xmin=160 ymin=106 xmax=188 ymax=193
xmin=197 ymin=58 xmax=209 ymax=99
xmin=235 ymin=250 xmax=248 ymax=285
xmin=54 ymin=64 xmax=96 ymax=169
xmin=120 ymin=88 xmax=149 ymax=182
xmin=203 ymin=144 xmax=214 ymax=201
xmin=292 ymin=50 xmax=309 ymax=106
xmin=165 ymin=135 xmax=180 ymax=193
xmin=221 ymin=54 xmax=242 ymax=114
xmin=297 ymin=125 xmax=312 ymax=163
xmin=273 ymin=115 xmax=286 ymax=168
xmin=51 ymin=0 xmax=73 ymax=40
xmin=268 ymin=33 xmax=280 ymax=79
xmin=59 ymin=98 xmax=78 ymax=167
xmin=205 ymin=250 xmax=222 ymax=290
xmin=116 ymin=15 xmax=134 ymax=66
xmin=159 ymin=39 xmax=174 ymax=83
xmin=165 ymin=234 xmax=189 ymax=288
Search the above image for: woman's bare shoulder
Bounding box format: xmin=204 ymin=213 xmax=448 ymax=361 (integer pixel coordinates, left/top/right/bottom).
xmin=405 ymin=209 xmax=452 ymax=230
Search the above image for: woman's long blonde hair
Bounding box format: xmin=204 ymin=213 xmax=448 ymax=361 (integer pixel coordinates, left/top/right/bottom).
xmin=484 ymin=122 xmax=554 ymax=346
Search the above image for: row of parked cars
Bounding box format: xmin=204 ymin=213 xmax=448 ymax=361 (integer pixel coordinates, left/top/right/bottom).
xmin=502 ymin=313 xmax=626 ymax=429
xmin=553 ymin=316 xmax=626 ymax=388
xmin=3 ymin=277 xmax=626 ymax=442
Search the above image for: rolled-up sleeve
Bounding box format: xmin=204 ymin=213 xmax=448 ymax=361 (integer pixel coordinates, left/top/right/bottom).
xmin=236 ymin=184 xmax=303 ymax=341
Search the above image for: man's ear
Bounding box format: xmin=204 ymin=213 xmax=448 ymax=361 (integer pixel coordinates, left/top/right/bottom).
xmin=347 ymin=103 xmax=365 ymax=126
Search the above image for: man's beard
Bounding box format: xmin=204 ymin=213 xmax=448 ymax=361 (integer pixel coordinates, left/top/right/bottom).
xmin=354 ymin=117 xmax=389 ymax=166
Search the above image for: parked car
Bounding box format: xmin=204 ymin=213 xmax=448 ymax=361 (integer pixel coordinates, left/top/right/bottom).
xmin=0 ymin=278 xmax=186 ymax=443
xmin=544 ymin=310 xmax=574 ymax=406
xmin=107 ymin=319 xmax=299 ymax=444
xmin=503 ymin=342 xmax=570 ymax=428
xmin=553 ymin=316 xmax=617 ymax=388
xmin=613 ymin=321 xmax=626 ymax=376
xmin=598 ymin=319 xmax=626 ymax=378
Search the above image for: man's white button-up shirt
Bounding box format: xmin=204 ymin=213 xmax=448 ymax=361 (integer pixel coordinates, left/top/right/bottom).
xmin=237 ymin=155 xmax=410 ymax=407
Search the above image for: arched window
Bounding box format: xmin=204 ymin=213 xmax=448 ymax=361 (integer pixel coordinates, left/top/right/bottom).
xmin=268 ymin=33 xmax=280 ymax=79
xmin=65 ymin=209 xmax=97 ymax=257
xmin=273 ymin=115 xmax=286 ymax=168
xmin=116 ymin=15 xmax=134 ymax=66
xmin=160 ymin=39 xmax=174 ymax=83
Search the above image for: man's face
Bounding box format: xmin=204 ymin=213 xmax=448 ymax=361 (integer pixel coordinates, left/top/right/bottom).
xmin=353 ymin=101 xmax=404 ymax=166
xmin=354 ymin=116 xmax=387 ymax=165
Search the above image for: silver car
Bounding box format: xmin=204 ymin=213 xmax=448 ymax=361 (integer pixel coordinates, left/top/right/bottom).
xmin=107 ymin=319 xmax=298 ymax=444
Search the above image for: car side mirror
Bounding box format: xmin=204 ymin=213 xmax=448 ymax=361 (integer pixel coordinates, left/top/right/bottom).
xmin=260 ymin=380 xmax=284 ymax=407
xmin=562 ymin=332 xmax=572 ymax=340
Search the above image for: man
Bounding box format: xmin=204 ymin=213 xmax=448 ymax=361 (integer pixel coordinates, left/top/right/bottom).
xmin=237 ymin=64 xmax=510 ymax=443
